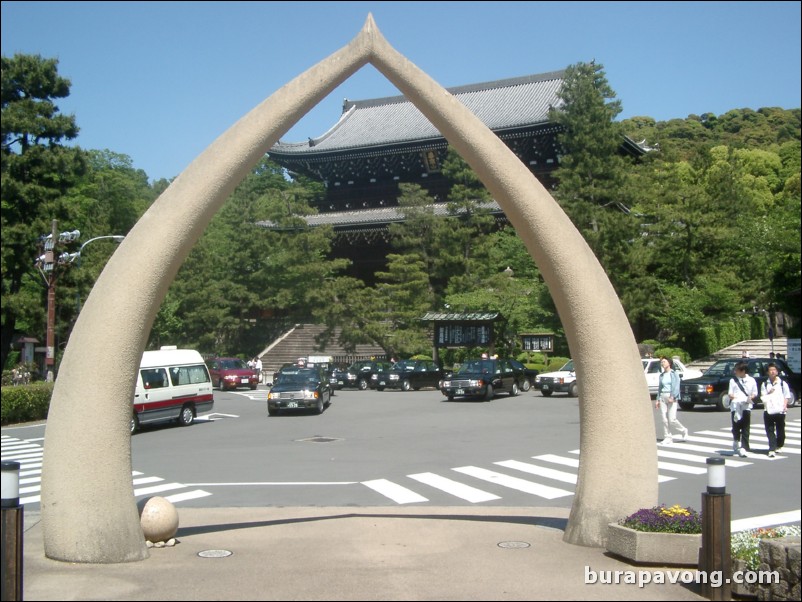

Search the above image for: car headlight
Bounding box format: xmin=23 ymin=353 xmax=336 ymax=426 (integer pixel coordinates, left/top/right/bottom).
xmin=303 ymin=390 xmax=319 ymax=399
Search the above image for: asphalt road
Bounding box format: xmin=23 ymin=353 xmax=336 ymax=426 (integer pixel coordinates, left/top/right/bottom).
xmin=2 ymin=386 xmax=800 ymax=528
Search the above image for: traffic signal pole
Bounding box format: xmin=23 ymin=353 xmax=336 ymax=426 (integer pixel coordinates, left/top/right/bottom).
xmin=45 ymin=219 xmax=58 ymax=382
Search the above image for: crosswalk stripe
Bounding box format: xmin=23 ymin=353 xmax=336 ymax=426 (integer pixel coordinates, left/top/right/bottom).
xmin=132 ymin=476 xmax=164 ymax=486
xmin=408 ymin=472 xmax=500 ymax=502
xmin=657 ymin=449 xmax=751 ymax=467
xmin=533 ymin=454 xmax=579 ymax=468
xmin=452 ymin=466 xmax=573 ymax=499
xmin=656 ymin=461 xmax=707 ymax=475
xmin=133 ymin=483 xmax=188 ymax=497
xmin=0 ymin=450 xmax=43 ymax=460
xmin=362 ymin=479 xmax=429 ymax=504
xmin=495 ymin=460 xmax=577 ymax=484
xmin=164 ymin=490 xmax=213 ymax=503
xmin=701 ymin=430 xmax=801 ymax=447
xmin=731 ymin=510 xmax=802 ymax=533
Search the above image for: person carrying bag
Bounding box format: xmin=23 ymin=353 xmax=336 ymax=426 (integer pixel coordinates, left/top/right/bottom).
xmin=761 ymin=362 xmax=791 ymax=458
xmin=728 ymin=361 xmax=758 ymax=457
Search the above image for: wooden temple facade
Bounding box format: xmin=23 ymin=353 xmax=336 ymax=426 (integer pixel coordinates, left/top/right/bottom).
xmin=265 ymin=69 xmax=643 ymax=280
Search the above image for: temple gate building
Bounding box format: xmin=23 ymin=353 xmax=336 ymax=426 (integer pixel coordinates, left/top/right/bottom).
xmin=266 ymin=68 xmax=645 ymax=281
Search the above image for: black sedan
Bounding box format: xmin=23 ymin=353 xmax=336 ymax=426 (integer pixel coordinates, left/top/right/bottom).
xmin=440 ymin=358 xmax=526 ymax=401
xmin=267 ymin=368 xmax=332 ymax=416
xmin=376 ymin=359 xmax=443 ymax=391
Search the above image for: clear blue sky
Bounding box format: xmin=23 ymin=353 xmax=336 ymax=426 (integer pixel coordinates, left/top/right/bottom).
xmin=3 ymin=1 xmax=800 ymax=182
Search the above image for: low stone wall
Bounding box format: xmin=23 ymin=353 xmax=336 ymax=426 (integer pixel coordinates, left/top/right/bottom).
xmin=734 ymin=537 xmax=801 ymax=600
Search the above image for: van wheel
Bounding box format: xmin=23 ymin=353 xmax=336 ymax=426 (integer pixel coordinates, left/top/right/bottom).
xmin=509 ymin=382 xmax=519 ymax=397
xmin=179 ymin=404 xmax=195 ymax=426
xmin=401 ymin=379 xmax=411 ymax=392
xmin=715 ymin=392 xmax=731 ymax=412
xmin=569 ymin=382 xmax=579 ymax=397
xmin=521 ymin=378 xmax=531 ymax=392
xmin=484 ymin=384 xmax=494 ymax=401
xmin=130 ymin=414 xmax=139 ymax=434
xmin=358 ymin=379 xmax=368 ymax=390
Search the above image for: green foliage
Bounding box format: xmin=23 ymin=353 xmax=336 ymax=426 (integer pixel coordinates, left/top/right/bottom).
xmin=1 ymin=54 xmax=88 ymax=368
xmin=546 ymin=357 xmax=572 ymax=371
xmin=0 ymin=382 xmax=53 ymax=424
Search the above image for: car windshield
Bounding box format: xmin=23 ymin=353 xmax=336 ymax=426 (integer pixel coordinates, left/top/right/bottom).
xmin=393 ymin=360 xmax=417 ymax=371
xmin=220 ymin=359 xmax=246 ymax=369
xmin=704 ymin=361 xmax=738 ymax=376
xmin=276 ymin=370 xmax=319 ymax=386
xmin=457 ymin=360 xmax=495 ymax=374
xmin=561 ymin=360 xmax=574 ymax=372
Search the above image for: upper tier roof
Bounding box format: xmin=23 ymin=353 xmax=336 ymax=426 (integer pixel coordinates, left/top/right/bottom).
xmin=270 ymin=70 xmax=565 ymax=156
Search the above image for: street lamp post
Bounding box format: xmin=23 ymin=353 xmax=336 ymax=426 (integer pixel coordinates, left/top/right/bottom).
xmin=35 ymin=224 xmax=123 ymax=381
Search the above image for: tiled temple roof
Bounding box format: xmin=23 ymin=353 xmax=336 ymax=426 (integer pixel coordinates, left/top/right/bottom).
xmin=269 ymin=70 xmax=565 ymax=156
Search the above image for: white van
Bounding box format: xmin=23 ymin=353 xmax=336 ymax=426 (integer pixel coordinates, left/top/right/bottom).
xmin=132 ymin=348 xmax=214 ymax=433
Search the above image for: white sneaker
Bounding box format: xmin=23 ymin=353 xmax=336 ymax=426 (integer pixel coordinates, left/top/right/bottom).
xmin=661 ymin=438 xmax=673 ymax=445
xmin=738 ymin=448 xmax=747 ymax=457
xmin=776 ymin=447 xmax=783 ymax=454
xmin=679 ymin=427 xmax=688 ymax=441
xmin=768 ymin=451 xmax=776 ymax=458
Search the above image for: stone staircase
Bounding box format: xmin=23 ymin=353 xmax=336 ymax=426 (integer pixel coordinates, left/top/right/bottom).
xmin=257 ymin=323 xmax=386 ymax=381
xmin=685 ymin=337 xmax=789 ymax=372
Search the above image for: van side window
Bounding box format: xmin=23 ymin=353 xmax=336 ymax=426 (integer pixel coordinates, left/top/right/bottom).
xmin=141 ymin=368 xmax=168 ymax=389
xmin=169 ymin=364 xmax=211 ymax=386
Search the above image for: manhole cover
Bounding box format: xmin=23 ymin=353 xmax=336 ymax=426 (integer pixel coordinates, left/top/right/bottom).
xmin=297 ymin=436 xmax=341 ymax=443
xmin=198 ymin=549 xmax=233 ymax=558
xmin=498 ymin=541 xmax=531 ymax=549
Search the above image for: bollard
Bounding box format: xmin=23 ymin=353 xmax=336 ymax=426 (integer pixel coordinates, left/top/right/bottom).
xmin=700 ymin=457 xmax=730 ymax=601
xmin=2 ymin=460 xmax=23 ymax=601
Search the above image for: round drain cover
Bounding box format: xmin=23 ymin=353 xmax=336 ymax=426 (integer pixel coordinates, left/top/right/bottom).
xmin=198 ymin=549 xmax=233 ymax=558
xmin=498 ymin=541 xmax=530 ymax=549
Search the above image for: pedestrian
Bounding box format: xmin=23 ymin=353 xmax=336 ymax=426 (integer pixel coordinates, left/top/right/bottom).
xmin=255 ymin=356 xmax=263 ymax=384
xmin=761 ymin=362 xmax=791 ymax=458
xmin=654 ymin=356 xmax=688 ymax=445
xmin=728 ymin=361 xmax=758 ymax=457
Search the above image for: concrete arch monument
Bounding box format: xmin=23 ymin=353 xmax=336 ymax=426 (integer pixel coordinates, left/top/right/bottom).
xmin=41 ymin=15 xmax=656 ymax=563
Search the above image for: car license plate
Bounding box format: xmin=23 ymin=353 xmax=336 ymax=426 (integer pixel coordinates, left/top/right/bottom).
xmin=379 ymin=381 xmax=386 ymax=386
xmin=287 ymin=401 xmax=298 ymax=408
xmin=542 ymin=384 xmax=550 ymax=391
xmin=240 ymin=378 xmax=249 ymax=384
xmin=456 ymin=389 xmax=465 ymax=396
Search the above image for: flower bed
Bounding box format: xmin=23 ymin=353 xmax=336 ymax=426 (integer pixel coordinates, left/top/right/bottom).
xmin=606 ymin=504 xmax=702 ymax=566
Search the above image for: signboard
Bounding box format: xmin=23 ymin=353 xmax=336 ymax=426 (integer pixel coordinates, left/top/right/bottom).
xmin=520 ymin=334 xmax=554 ymax=352
xmin=435 ymin=323 xmax=492 ymax=348
xmin=787 ymin=338 xmax=801 ymax=373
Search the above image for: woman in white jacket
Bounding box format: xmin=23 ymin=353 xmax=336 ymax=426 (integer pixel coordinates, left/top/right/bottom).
xmin=761 ymin=362 xmax=791 ymax=458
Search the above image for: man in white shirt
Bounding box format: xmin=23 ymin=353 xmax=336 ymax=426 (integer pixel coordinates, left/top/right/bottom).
xmin=761 ymin=362 xmax=791 ymax=458
xmin=728 ymin=362 xmax=758 ymax=457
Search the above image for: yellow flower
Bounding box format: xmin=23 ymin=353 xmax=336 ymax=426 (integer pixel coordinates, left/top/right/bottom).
xmin=659 ymin=504 xmax=690 ymax=518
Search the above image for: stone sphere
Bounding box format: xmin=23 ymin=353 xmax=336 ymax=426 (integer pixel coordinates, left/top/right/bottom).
xmin=138 ymin=496 xmax=179 ymax=543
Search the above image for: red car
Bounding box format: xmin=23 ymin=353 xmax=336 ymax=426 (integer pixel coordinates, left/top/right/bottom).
xmin=208 ymin=357 xmax=259 ymax=390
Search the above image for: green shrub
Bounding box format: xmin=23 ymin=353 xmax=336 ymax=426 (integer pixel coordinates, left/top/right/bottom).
xmin=1 ymin=383 xmax=53 ymax=425
xmin=546 ymin=356 xmax=571 ymax=371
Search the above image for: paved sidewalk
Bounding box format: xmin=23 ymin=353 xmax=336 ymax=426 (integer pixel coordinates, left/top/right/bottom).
xmin=20 ymin=506 xmax=707 ymax=601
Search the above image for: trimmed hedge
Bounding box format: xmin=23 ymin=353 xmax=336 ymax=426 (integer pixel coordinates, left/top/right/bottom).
xmin=1 ymin=383 xmax=53 ymax=425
